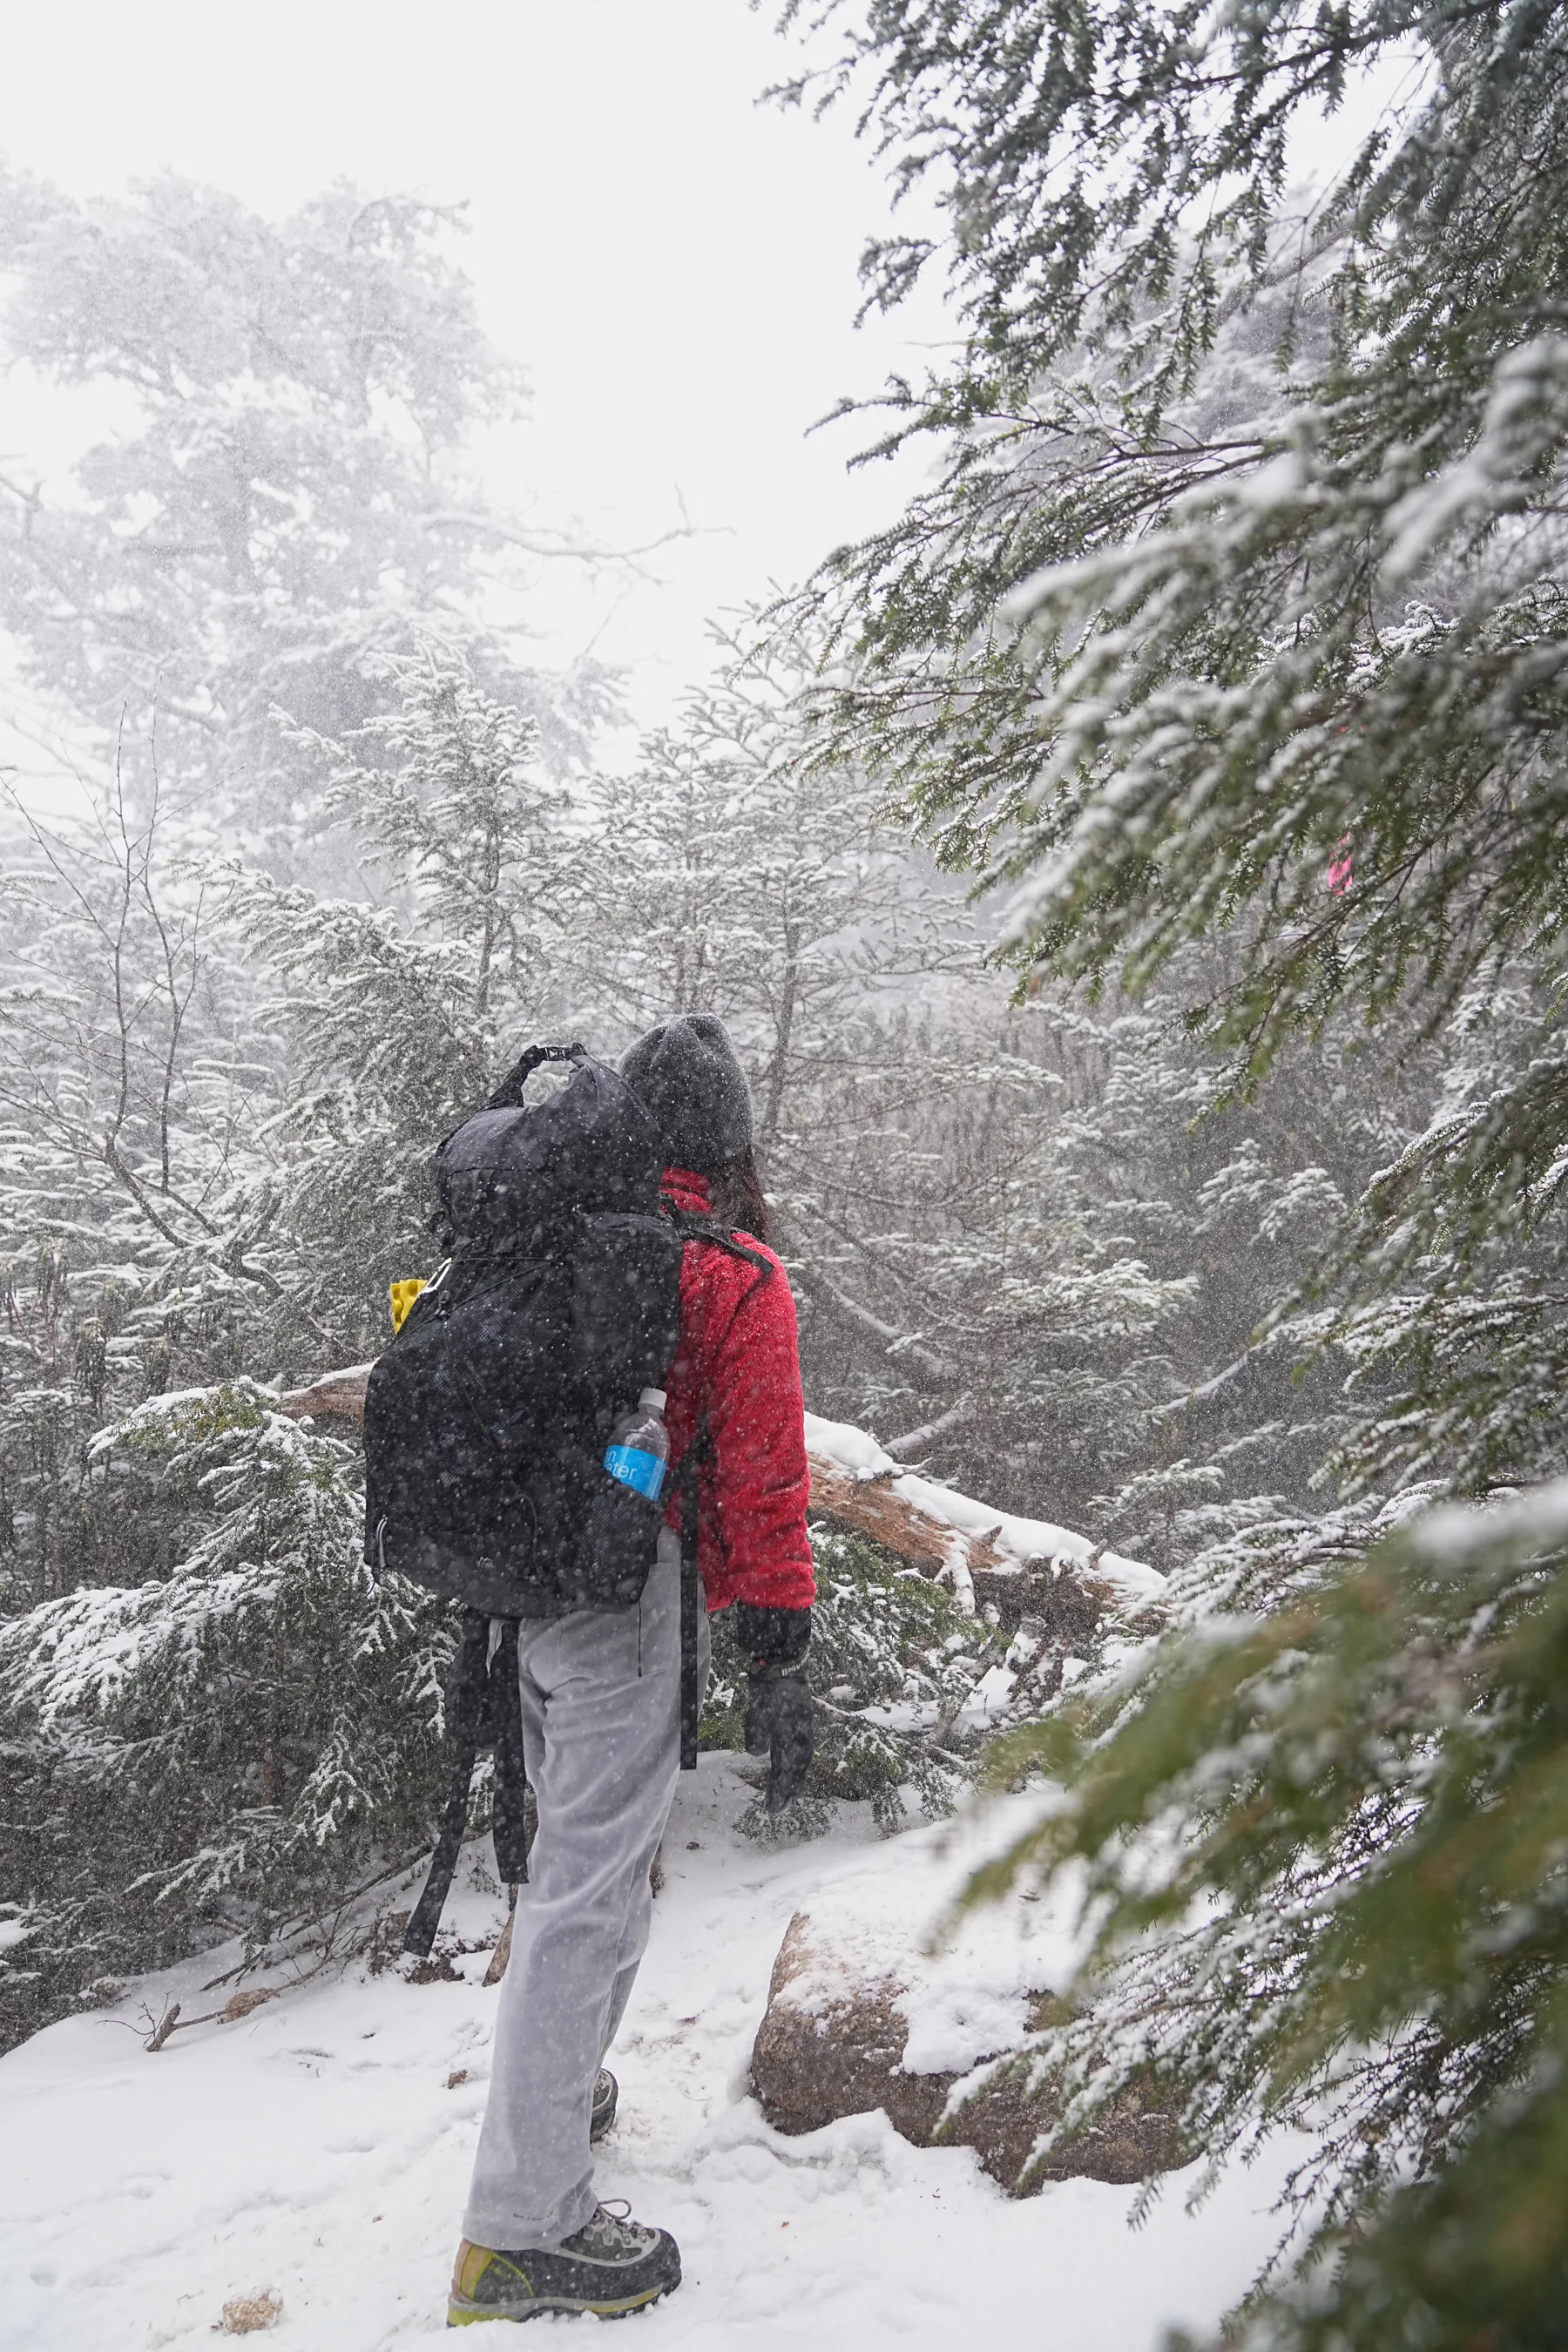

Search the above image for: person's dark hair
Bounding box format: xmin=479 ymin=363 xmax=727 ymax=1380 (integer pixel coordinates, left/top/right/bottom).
xmin=708 ymin=1146 xmax=772 ymax=1246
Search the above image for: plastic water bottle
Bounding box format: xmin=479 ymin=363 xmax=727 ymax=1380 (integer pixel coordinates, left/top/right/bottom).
xmin=603 ymin=1388 xmax=669 ymax=1501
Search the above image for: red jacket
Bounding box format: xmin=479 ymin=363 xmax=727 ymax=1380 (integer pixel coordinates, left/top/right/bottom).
xmin=660 ymin=1170 xmax=814 ymax=1614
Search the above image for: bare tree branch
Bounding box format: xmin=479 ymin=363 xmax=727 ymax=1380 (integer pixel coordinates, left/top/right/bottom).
xmin=883 ymin=1398 xmax=972 ymax=1459
xmin=794 ymin=1265 xmax=957 ymax=1386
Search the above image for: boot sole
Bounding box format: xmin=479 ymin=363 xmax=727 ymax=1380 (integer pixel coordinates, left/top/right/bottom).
xmin=448 ymin=2278 xmax=674 ymax=2324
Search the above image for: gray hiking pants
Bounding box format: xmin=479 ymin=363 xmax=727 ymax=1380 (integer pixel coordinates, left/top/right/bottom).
xmin=463 ymin=1531 xmax=708 ymax=2250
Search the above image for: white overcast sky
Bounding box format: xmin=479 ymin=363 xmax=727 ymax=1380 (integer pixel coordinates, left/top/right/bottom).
xmin=0 ymin=0 xmax=955 ymax=737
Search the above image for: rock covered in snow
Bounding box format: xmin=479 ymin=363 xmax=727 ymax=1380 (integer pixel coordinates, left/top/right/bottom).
xmin=749 ymin=1815 xmax=1180 ymax=2192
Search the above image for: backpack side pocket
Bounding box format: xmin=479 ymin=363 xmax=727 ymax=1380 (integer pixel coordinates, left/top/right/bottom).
xmin=563 ymin=1469 xmax=662 ymax=1612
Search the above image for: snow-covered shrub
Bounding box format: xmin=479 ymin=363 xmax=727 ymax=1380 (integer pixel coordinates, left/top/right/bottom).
xmin=0 ymin=1383 xmax=451 ymax=2048
xmin=781 ymin=0 xmax=1568 ymax=2337
xmin=703 ymin=1527 xmax=1022 ymax=1833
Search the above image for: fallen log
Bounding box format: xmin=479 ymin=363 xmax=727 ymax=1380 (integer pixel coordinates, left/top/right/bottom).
xmin=277 ymin=1362 xmax=377 ymax=1423
xmin=801 ymin=1413 xmax=1163 ymax=1625
xmin=274 ymin=1369 xmax=1165 ymax=1625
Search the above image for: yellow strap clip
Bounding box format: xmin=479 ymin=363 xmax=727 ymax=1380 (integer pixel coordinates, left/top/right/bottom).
xmin=389 ymin=1276 xmax=429 ymax=1335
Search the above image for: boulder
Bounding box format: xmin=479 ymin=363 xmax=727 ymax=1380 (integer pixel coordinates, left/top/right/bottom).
xmin=751 ymin=1910 xmax=1179 ymax=2193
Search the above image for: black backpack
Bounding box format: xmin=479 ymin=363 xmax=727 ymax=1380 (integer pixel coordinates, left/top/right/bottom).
xmin=374 ymin=1041 xmax=772 ymax=1957
xmin=363 ymin=1043 xmax=686 ymax=1620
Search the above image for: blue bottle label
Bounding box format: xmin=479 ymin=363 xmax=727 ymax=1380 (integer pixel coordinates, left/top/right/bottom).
xmin=604 ymin=1444 xmax=666 ymax=1501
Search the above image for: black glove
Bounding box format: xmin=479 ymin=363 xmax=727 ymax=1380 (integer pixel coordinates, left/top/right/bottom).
xmin=735 ymin=1605 xmax=814 ymax=1814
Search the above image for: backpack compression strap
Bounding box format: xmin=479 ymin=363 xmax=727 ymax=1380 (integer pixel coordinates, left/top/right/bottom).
xmin=402 ymin=1612 xmax=531 ymax=1959
xmin=676 ymin=1421 xmax=711 ymax=1773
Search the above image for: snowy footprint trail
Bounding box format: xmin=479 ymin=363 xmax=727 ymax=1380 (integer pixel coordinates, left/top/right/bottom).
xmin=1 ymin=1761 xmax=1293 ymax=2351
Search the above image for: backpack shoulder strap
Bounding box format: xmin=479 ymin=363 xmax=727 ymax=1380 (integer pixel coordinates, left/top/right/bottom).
xmin=660 ymin=1202 xmax=774 ymax=1283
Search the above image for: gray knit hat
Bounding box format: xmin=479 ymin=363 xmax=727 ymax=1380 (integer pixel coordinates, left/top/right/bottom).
xmin=619 ymin=1014 xmax=754 ymax=1174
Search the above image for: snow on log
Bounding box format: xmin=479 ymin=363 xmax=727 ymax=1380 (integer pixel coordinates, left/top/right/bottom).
xmin=276 ymin=1362 xmax=378 ymax=1423
xmin=274 ymin=1370 xmax=1166 ymax=1625
xmin=803 ymin=1413 xmax=1165 ymax=1624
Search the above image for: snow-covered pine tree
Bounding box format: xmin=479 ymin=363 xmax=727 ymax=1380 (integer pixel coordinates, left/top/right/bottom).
xmin=234 ymin=645 xmax=586 ymax=1364
xmin=0 ymin=169 xmax=615 ymax=865
xmin=591 ymin=618 xmax=970 ymax=1133
xmin=1034 ymin=960 xmax=1445 ymax=1569
xmin=0 ymin=1382 xmax=449 ymax=2050
xmin=0 ymin=765 xmax=285 ymax=1607
xmin=0 ymin=647 xmax=590 ymax=2044
xmin=774 ymin=0 xmax=1568 ymax=2339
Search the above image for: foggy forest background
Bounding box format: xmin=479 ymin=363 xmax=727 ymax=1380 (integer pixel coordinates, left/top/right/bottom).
xmin=5 ymin=3 xmax=1568 ymax=2343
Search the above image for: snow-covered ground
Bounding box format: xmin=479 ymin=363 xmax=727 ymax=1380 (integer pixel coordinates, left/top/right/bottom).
xmin=1 ymin=1761 xmax=1296 ymax=2350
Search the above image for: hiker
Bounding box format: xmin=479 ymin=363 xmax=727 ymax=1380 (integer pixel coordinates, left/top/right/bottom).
xmin=446 ymin=1015 xmax=816 ymax=2325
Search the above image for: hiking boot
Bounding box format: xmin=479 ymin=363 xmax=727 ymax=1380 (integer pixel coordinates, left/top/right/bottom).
xmin=591 ymin=2066 xmax=618 ymax=2143
xmin=448 ymin=2203 xmax=679 ymax=2324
